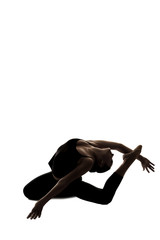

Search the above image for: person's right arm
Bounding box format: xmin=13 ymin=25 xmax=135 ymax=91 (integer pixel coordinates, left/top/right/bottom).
xmin=42 ymin=157 xmax=93 ymax=204
xmin=27 ymin=157 xmax=94 ymax=219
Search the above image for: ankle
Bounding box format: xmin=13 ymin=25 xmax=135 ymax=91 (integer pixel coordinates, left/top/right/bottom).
xmin=115 ymin=162 xmax=128 ymax=177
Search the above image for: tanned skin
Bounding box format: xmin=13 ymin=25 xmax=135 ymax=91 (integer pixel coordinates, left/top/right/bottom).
xmin=27 ymin=140 xmax=155 ymax=220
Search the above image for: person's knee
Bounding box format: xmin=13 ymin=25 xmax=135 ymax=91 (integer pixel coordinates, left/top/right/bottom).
xmin=23 ymin=185 xmax=31 ymax=199
xmin=23 ymin=185 xmax=38 ymax=201
xmin=100 ymin=196 xmax=113 ymax=205
xmin=101 ymin=199 xmax=112 ymax=205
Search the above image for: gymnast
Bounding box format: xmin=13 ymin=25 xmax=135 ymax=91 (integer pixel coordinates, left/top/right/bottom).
xmin=23 ymin=138 xmax=155 ymax=219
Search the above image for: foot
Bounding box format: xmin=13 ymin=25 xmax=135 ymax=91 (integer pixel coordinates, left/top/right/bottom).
xmin=123 ymin=145 xmax=142 ymax=163
xmin=116 ymin=145 xmax=142 ymax=177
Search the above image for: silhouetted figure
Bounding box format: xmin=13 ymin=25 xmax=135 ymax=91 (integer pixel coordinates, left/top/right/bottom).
xmin=23 ymin=138 xmax=155 ymax=219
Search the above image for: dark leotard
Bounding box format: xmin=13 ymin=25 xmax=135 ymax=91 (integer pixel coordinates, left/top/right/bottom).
xmin=48 ymin=138 xmax=110 ymax=177
xmin=23 ymin=138 xmax=123 ymax=204
xmin=48 ymin=138 xmax=83 ymax=178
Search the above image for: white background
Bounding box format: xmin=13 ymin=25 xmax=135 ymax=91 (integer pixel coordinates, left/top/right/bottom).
xmin=0 ymin=0 xmax=159 ymax=239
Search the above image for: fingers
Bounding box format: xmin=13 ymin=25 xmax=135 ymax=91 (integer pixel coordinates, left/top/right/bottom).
xmin=27 ymin=212 xmax=32 ymax=219
xmin=27 ymin=202 xmax=43 ymax=220
xmin=142 ymin=165 xmax=155 ymax=173
xmin=27 ymin=210 xmax=41 ymax=219
xmin=149 ymin=165 xmax=155 ymax=172
xmin=31 ymin=212 xmax=37 ymax=219
xmin=149 ymin=161 xmax=155 ymax=166
xmin=146 ymin=167 xmax=150 ymax=173
xmin=27 ymin=212 xmax=36 ymax=219
xmin=142 ymin=159 xmax=155 ymax=173
xmin=27 ymin=212 xmax=38 ymax=219
xmin=27 ymin=212 xmax=33 ymax=219
xmin=145 ymin=165 xmax=155 ymax=173
xmin=148 ymin=162 xmax=155 ymax=172
xmin=144 ymin=166 xmax=154 ymax=173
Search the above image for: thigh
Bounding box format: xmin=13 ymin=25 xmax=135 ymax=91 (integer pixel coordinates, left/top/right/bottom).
xmin=23 ymin=172 xmax=81 ymax=200
xmin=23 ymin=172 xmax=57 ymax=200
xmin=73 ymin=173 xmax=123 ymax=204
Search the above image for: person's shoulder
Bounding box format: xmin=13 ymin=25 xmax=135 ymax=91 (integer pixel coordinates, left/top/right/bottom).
xmin=68 ymin=138 xmax=82 ymax=141
xmin=67 ymin=138 xmax=82 ymax=144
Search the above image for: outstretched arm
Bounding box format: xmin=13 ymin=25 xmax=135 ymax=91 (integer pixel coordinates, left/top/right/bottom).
xmin=40 ymin=157 xmax=93 ymax=204
xmin=27 ymin=157 xmax=93 ymax=220
xmin=87 ymin=140 xmax=144 ymax=161
xmin=87 ymin=140 xmax=155 ymax=173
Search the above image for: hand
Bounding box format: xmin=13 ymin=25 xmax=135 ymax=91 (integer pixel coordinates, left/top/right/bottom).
xmin=27 ymin=200 xmax=45 ymax=220
xmin=141 ymin=157 xmax=155 ymax=173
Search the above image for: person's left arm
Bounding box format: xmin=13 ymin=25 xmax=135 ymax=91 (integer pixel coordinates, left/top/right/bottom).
xmin=88 ymin=140 xmax=145 ymax=161
xmin=87 ymin=140 xmax=155 ymax=172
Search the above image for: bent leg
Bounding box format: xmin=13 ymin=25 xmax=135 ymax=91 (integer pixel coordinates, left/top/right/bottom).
xmin=74 ymin=145 xmax=142 ymax=205
xmin=23 ymin=172 xmax=57 ymax=200
xmin=74 ymin=172 xmax=123 ymax=205
xmin=23 ymin=172 xmax=80 ymax=200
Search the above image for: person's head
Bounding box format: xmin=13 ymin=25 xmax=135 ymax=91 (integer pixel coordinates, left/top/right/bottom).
xmin=90 ymin=148 xmax=114 ymax=173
